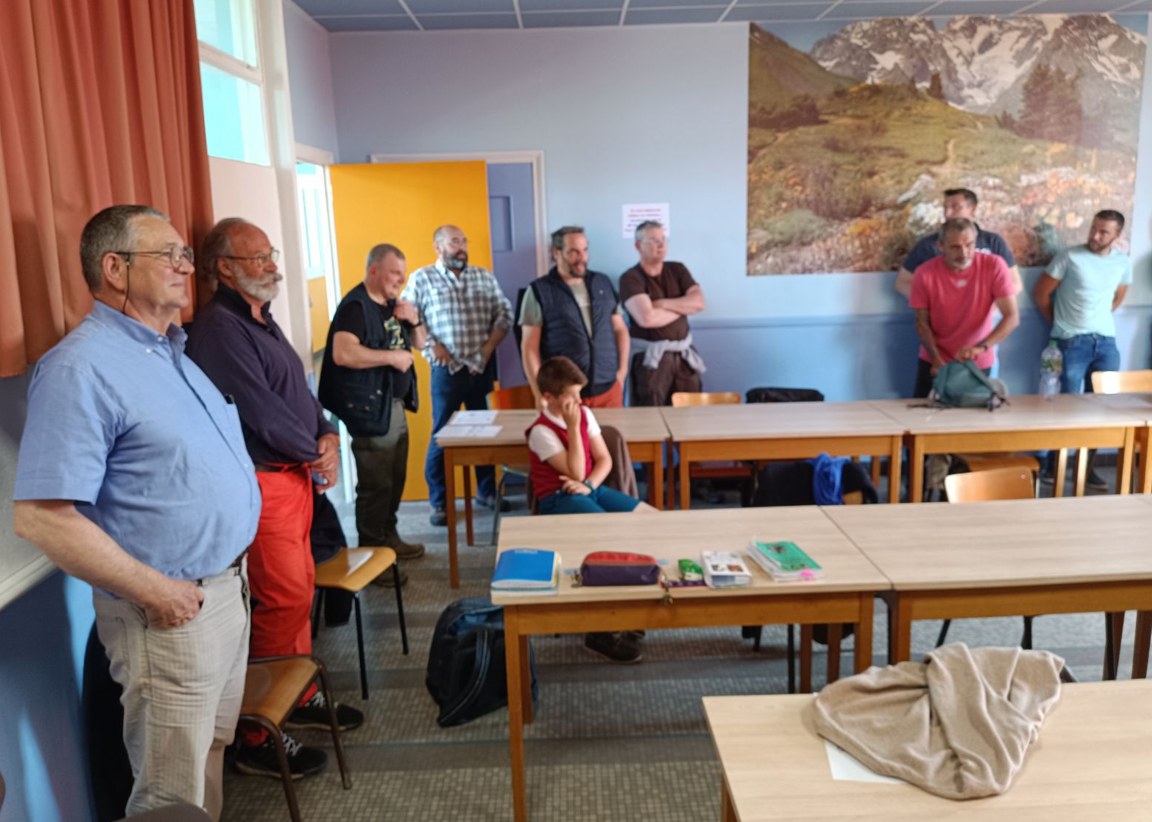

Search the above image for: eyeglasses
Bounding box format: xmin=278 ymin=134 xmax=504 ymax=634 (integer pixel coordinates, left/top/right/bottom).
xmin=224 ymin=248 xmax=280 ymax=266
xmin=114 ymin=245 xmax=195 ymax=268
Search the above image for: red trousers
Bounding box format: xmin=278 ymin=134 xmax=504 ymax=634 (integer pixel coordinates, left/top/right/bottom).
xmin=248 ymin=468 xmax=315 ymax=658
xmin=583 ymin=379 xmax=624 ymax=408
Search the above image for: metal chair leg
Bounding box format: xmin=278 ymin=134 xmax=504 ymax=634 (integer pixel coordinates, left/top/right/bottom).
xmin=1021 ymin=616 xmax=1034 ymax=650
xmin=353 ymin=593 xmax=368 ymax=700
xmin=935 ymin=619 xmax=952 ymax=648
xmin=393 ymin=562 xmax=409 ymax=655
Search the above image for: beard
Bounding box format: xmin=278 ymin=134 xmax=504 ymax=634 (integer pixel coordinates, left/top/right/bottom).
xmin=444 ymin=251 xmax=468 ymax=271
xmin=233 ymin=266 xmax=281 ymax=303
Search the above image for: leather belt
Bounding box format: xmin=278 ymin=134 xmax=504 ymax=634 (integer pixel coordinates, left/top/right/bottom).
xmin=230 ymin=550 xmax=248 ymax=569
xmin=253 ymin=462 xmax=303 ymax=473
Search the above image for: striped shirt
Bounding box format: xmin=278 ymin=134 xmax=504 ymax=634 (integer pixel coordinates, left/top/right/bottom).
xmin=402 ymin=260 xmax=513 ymax=374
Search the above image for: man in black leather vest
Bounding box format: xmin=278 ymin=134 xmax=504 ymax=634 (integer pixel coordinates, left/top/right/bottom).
xmin=520 ymin=226 xmax=630 ymax=408
xmin=319 ymin=244 xmax=425 ymax=571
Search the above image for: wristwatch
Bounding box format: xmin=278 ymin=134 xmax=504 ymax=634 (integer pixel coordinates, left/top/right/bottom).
xmin=583 ymin=479 xmax=596 ymax=491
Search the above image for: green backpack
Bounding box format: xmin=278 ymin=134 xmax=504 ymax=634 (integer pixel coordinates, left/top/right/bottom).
xmin=930 ymin=360 xmax=1007 ymax=411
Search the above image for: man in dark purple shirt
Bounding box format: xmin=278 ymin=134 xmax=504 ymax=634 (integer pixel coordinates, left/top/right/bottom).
xmin=187 ymin=217 xmax=360 ymax=780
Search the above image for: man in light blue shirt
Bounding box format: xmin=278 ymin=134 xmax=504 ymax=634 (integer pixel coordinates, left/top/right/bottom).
xmin=13 ymin=205 xmax=260 ymax=819
xmin=1033 ymin=209 xmax=1132 ymax=489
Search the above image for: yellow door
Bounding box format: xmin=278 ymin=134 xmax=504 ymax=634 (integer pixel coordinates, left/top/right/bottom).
xmin=328 ymin=161 xmax=492 ymax=501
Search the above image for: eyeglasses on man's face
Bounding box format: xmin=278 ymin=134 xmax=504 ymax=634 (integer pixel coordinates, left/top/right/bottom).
xmin=224 ymin=248 xmax=280 ymax=267
xmin=114 ymin=244 xmax=195 ymax=268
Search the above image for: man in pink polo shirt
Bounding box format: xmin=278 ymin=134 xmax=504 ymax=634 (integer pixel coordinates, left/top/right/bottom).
xmin=909 ymin=217 xmax=1020 ymax=397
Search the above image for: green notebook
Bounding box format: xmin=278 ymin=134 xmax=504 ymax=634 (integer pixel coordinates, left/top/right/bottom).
xmin=745 ymin=540 xmax=823 ymax=581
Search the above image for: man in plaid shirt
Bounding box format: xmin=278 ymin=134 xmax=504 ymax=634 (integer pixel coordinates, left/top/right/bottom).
xmin=402 ymin=224 xmax=514 ymax=526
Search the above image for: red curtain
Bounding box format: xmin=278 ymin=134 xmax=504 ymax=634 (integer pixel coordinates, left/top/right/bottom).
xmin=0 ymin=0 xmax=214 ymax=377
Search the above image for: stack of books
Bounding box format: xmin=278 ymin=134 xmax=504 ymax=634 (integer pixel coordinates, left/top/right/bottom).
xmin=491 ymin=548 xmax=561 ymax=594
xmin=745 ymin=540 xmax=823 ymax=582
xmin=700 ymin=551 xmax=753 ymax=588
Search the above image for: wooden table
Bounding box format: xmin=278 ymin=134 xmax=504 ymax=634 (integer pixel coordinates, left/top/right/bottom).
xmin=824 ymin=496 xmax=1152 ymax=667
xmin=494 ymin=507 xmax=889 ymax=822
xmin=869 ymin=394 xmax=1142 ymax=502
xmin=437 ymin=406 xmax=669 ymax=588
xmin=703 ymin=680 xmax=1152 ymax=820
xmin=660 ymin=402 xmax=906 ymax=508
xmin=1082 ymin=391 xmax=1152 ymax=494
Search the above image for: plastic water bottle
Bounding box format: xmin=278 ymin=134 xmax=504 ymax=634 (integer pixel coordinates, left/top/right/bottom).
xmin=1039 ymin=340 xmax=1062 ymax=401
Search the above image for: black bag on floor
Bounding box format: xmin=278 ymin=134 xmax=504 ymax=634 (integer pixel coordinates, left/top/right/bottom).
xmin=426 ymin=596 xmax=536 ymax=727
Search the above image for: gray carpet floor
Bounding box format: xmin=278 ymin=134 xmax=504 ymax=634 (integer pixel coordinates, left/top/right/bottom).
xmin=221 ymin=469 xmax=1141 ymax=822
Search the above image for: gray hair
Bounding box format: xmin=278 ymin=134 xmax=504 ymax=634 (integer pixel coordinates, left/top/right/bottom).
xmin=939 ymin=217 xmax=977 ymax=243
xmin=366 ymin=243 xmax=405 ymax=271
xmin=550 ymin=225 xmax=585 ymax=252
xmin=199 ymin=217 xmax=250 ymax=286
xmin=634 ymin=220 xmax=664 ymax=243
xmin=79 ymin=205 xmax=168 ymax=293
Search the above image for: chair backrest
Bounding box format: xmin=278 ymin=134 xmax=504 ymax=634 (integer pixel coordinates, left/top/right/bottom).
xmin=1091 ymin=370 xmax=1152 ymax=395
xmin=671 ymin=391 xmax=741 ymax=407
xmin=943 ymin=466 xmax=1035 ymax=503
xmin=745 ymin=387 xmax=824 ymax=404
xmin=488 ymin=384 xmax=537 ymax=410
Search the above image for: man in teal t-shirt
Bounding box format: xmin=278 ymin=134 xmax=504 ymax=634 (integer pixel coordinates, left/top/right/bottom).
xmin=1034 ymin=209 xmax=1132 ymax=488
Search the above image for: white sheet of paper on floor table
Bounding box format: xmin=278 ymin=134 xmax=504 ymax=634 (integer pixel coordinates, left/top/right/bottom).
xmin=823 ymin=740 xmax=905 ymax=784
xmin=453 ymin=410 xmax=498 ymax=424
xmin=439 ymin=425 xmax=503 ymax=438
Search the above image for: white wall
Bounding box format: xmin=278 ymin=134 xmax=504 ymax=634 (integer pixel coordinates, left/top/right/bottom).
xmin=283 ymin=0 xmax=339 ymax=157
xmin=315 ymin=21 xmax=1152 ymax=397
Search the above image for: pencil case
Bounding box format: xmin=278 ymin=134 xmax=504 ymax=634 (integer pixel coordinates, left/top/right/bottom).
xmin=576 ymin=551 xmax=660 ymax=586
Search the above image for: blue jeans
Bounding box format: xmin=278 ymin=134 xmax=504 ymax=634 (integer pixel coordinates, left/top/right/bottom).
xmin=537 ymin=484 xmax=642 ymax=515
xmin=425 ymin=362 xmax=497 ymax=510
xmin=1057 ymin=334 xmax=1119 ymax=394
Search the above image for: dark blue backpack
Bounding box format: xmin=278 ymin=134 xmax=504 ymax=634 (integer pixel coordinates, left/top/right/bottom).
xmin=425 ymin=596 xmax=537 ymax=727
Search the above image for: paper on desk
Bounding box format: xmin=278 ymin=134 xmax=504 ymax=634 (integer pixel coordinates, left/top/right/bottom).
xmin=453 ymin=410 xmax=498 ymax=424
xmin=823 ymin=740 xmax=904 ymax=784
xmin=438 ymin=425 xmax=503 ymax=438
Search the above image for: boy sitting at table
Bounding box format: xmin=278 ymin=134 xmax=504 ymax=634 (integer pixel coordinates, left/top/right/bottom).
xmin=527 ymin=356 xmax=655 ymax=662
xmin=527 ymin=356 xmax=657 ymax=516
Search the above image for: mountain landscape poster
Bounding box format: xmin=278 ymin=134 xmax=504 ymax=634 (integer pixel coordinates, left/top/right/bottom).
xmin=747 ymin=15 xmax=1146 ymax=275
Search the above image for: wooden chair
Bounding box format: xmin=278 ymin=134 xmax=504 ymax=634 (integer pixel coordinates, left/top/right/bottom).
xmin=670 ymin=392 xmax=756 ymax=505
xmin=239 ymin=655 xmax=351 ymax=822
xmin=312 ymin=547 xmax=408 ymax=700
xmin=488 ymin=384 xmax=538 ymax=542
xmin=1092 ymin=369 xmax=1152 ymax=394
xmin=938 ymin=467 xmax=1036 ymax=648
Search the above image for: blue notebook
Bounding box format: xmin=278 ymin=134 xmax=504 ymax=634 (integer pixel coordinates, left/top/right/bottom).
xmin=491 ymin=548 xmax=560 ymax=591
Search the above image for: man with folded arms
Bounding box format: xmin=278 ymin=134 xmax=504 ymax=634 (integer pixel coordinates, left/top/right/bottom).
xmin=14 ymin=205 xmax=260 ymax=818
xmin=619 ymin=220 xmax=706 ymax=406
xmin=910 ymin=217 xmax=1020 ymax=398
xmin=187 ymin=217 xmax=362 ymax=779
xmin=1033 ymin=209 xmax=1132 ymax=489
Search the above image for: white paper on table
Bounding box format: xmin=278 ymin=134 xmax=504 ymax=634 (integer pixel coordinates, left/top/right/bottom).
xmin=438 ymin=425 xmax=503 ymax=439
xmin=823 ymin=740 xmax=905 ymax=784
xmin=453 ymin=410 xmax=498 ymax=424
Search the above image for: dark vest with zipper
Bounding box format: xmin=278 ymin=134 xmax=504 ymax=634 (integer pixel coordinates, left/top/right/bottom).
xmin=531 ymin=268 xmax=619 ymax=394
xmin=318 ymin=283 xmax=418 ymax=437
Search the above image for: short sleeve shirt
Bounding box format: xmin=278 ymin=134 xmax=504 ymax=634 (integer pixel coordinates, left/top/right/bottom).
xmin=902 ymin=226 xmax=1016 ymax=273
xmin=527 ymin=407 xmax=601 ymax=462
xmin=1047 ymin=245 xmax=1132 ymax=339
xmin=619 ymin=262 xmax=697 ymax=342
xmin=909 ymin=253 xmax=1017 ymax=369
xmin=330 ymin=297 xmax=413 ymax=400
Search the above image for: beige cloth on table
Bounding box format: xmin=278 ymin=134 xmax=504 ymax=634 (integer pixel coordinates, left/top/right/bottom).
xmin=812 ymin=643 xmax=1064 ymax=800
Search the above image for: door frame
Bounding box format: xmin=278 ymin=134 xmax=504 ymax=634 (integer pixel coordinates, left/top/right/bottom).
xmin=369 ymin=150 xmax=549 ymax=278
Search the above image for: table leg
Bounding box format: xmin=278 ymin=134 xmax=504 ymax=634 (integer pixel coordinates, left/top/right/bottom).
xmin=891 ymin=596 xmax=912 ymax=663
xmin=520 ymin=634 xmax=534 ymax=725
xmin=504 ymin=607 xmax=528 ymax=822
xmin=463 ymin=471 xmax=474 ymax=547
xmin=887 ymin=437 xmax=902 ymax=505
xmin=827 ymin=624 xmax=842 ymax=683
xmin=1104 ymin=611 xmax=1124 ymax=680
xmin=1116 ymin=427 xmax=1135 ymax=496
xmin=854 ymin=594 xmax=874 ymax=674
xmin=870 ymin=455 xmax=882 ymax=490
xmin=445 ymin=450 xmax=460 ymax=589
xmin=1073 ymin=447 xmax=1088 ymax=497
xmin=799 ymin=624 xmax=813 ymax=693
xmin=679 ymin=447 xmax=692 ymax=511
xmin=1138 ymin=429 xmax=1150 ymax=494
xmin=907 ymin=437 xmax=924 ymax=503
xmin=1053 ymin=449 xmax=1068 ymax=498
xmin=1133 ymin=611 xmax=1150 ymax=679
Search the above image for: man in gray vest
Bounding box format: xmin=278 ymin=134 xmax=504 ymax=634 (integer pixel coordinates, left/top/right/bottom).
xmin=520 ymin=226 xmax=630 ymax=408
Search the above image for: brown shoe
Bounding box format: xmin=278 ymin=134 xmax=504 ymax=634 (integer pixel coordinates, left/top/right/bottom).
xmin=371 ymin=566 xmax=408 ymax=588
xmin=388 ymin=535 xmax=425 ymax=560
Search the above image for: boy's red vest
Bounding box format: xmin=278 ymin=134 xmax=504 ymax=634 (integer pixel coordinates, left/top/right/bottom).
xmin=526 ymin=410 xmax=592 ymax=498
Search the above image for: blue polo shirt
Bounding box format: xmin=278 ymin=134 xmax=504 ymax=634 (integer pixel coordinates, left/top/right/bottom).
xmin=14 ymin=302 xmax=261 ymax=584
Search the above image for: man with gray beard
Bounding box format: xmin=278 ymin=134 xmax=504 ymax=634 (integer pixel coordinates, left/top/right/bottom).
xmin=187 ymin=218 xmax=361 ymax=780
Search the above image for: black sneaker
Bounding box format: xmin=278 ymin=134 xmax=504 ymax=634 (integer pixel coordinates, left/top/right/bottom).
xmin=1086 ymin=470 xmax=1109 ymax=491
xmin=429 ymin=507 xmax=447 ymax=527
xmin=584 ymin=631 xmax=642 ymax=663
xmin=234 ymin=733 xmax=327 ymax=780
xmin=285 ymin=691 xmax=364 ymax=732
